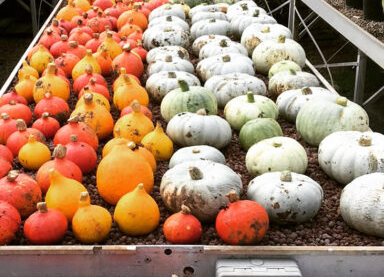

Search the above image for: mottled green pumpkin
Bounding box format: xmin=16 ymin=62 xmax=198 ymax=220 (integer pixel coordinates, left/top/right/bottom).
xmin=239 ymin=118 xmax=283 ymax=150
xmin=160 ymin=80 xmax=218 ymax=122
xmin=268 ymin=60 xmax=302 ymax=79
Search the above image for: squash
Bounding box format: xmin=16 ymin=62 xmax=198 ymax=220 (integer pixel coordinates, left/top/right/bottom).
xmin=14 ymin=74 xmax=37 ymax=103
xmin=30 ymin=45 xmax=54 ymax=74
xmin=192 ymin=34 xmax=231 ymax=55
xmin=72 ymin=49 xmax=101 ymax=80
xmin=18 ymin=135 xmax=51 ymax=170
xmin=148 ymin=15 xmax=189 ymax=31
xmin=147 ymin=55 xmax=194 ymax=76
xmin=0 ymin=113 xmax=17 ymax=145
xmin=97 ymin=31 xmax=122 ymax=59
xmin=0 ymin=201 xmax=21 ymax=245
xmin=0 ymin=89 xmax=28 ymax=106
xmin=191 ymin=11 xmax=227 ymax=24
xmin=148 ymin=4 xmax=186 ymax=21
xmin=18 ymin=61 xmax=39 ymax=80
xmin=31 ymin=113 xmax=61 ymax=139
xmin=227 ymin=3 xmax=266 ymax=21
xmin=113 ymin=75 xmax=149 ymax=110
xmin=230 ymin=11 xmax=277 ymax=39
xmin=143 ymin=26 xmax=190 ymax=50
xmin=190 ymin=18 xmax=230 ymax=40
xmin=199 ymin=39 xmax=247 ymax=59
xmin=112 ymin=44 xmax=144 ymax=78
xmin=141 ymin=122 xmax=173 ymax=161
xmin=64 ymin=134 xmax=97 ymax=174
xmin=169 ymin=145 xmax=226 ymax=168
xmin=268 ymin=60 xmax=302 ymax=79
xmin=0 ymin=101 xmax=32 ymax=125
xmin=34 ymin=92 xmax=70 ymax=123
xmin=146 ymin=45 xmax=189 ymax=64
xmin=76 ymin=88 xmax=111 ymax=111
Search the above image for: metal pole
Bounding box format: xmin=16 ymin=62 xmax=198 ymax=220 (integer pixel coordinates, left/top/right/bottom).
xmin=353 ymin=50 xmax=367 ymax=104
xmin=30 ymin=0 xmax=38 ymax=36
xmin=288 ymin=0 xmax=296 ymax=35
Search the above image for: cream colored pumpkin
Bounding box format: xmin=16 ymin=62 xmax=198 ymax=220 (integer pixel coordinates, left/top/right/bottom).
xmin=147 ymin=55 xmax=194 ymax=76
xmin=191 ymin=11 xmax=228 ymax=24
xmin=192 ymin=34 xmax=231 ymax=55
xmin=168 ymin=145 xmax=226 ymax=168
xmin=149 ymin=4 xmax=186 ymax=21
xmin=146 ymin=46 xmax=190 ymax=64
xmin=199 ymin=39 xmax=248 ymax=59
xmin=143 ymin=26 xmax=190 ymax=50
xmin=230 ymin=12 xmax=277 ymax=39
xmin=189 ymin=4 xmax=225 ymax=18
xmin=148 ymin=15 xmax=189 ymax=31
xmin=190 ymin=18 xmax=230 ymax=40
xmin=227 ymin=4 xmax=266 ymax=21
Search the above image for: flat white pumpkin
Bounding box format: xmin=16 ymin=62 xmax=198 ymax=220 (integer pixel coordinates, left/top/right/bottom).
xmin=191 ymin=11 xmax=228 ymax=24
xmin=199 ymin=39 xmax=248 ymax=59
xmin=146 ymin=46 xmax=190 ymax=64
xmin=189 ymin=4 xmax=226 ymax=18
xmin=192 ymin=34 xmax=231 ymax=55
xmin=168 ymin=145 xmax=226 ymax=168
xmin=227 ymin=4 xmax=266 ymax=21
xmin=149 ymin=4 xmax=186 ymax=21
xmin=147 ymin=55 xmax=194 ymax=76
xmin=148 ymin=15 xmax=189 ymax=31
xmin=143 ymin=26 xmax=190 ymax=50
xmin=268 ymin=60 xmax=302 ymax=79
xmin=190 ymin=18 xmax=230 ymax=40
xmin=248 ymin=171 xmax=323 ymax=224
xmin=227 ymin=0 xmax=258 ymax=15
xmin=230 ymin=12 xmax=277 ymax=39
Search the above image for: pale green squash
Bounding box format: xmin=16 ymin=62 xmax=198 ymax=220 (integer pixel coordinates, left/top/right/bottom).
xmin=268 ymin=60 xmax=302 ymax=79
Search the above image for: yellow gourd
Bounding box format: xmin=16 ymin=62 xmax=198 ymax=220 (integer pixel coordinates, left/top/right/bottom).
xmin=113 ymin=68 xmax=140 ymax=91
xmin=72 ymin=192 xmax=112 ymax=243
xmin=114 ymin=183 xmax=160 ymax=236
xmin=15 ymin=74 xmax=37 ymax=103
xmin=73 ymin=0 xmax=91 ymax=12
xmin=113 ymin=100 xmax=154 ymax=143
xmin=141 ymin=122 xmax=174 ymax=161
xmin=113 ymin=75 xmax=149 ymax=110
xmin=18 ymin=135 xmax=51 ymax=170
xmin=72 ymin=50 xmax=101 ymax=80
xmin=33 ymin=63 xmax=70 ymax=103
xmin=70 ymin=93 xmax=114 ymax=140
xmin=18 ymin=61 xmax=39 ymax=80
xmin=102 ymin=128 xmax=130 ymax=157
xmin=30 ymin=45 xmax=54 ymax=74
xmin=76 ymin=87 xmax=111 ymax=111
xmin=45 ymin=169 xmax=87 ymax=221
xmin=97 ymin=32 xmax=122 ymax=60
xmin=56 ymin=0 xmax=80 ymax=21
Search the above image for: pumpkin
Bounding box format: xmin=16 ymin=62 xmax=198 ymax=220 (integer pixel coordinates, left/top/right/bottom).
xmin=160 ymin=160 xmax=243 ymax=222
xmin=18 ymin=61 xmax=39 ymax=80
xmin=118 ymin=22 xmax=143 ymax=38
xmin=34 ymin=92 xmax=70 ymax=123
xmin=296 ymin=97 xmax=370 ymax=146
xmin=78 ymin=78 xmax=110 ymax=100
xmin=269 ymin=70 xmax=320 ymax=98
xmin=147 ymin=55 xmax=194 ymax=76
xmin=76 ymin=88 xmax=111 ymax=111
xmin=0 ymin=101 xmax=32 ymax=125
xmin=189 ymin=3 xmax=224 ymax=18
xmin=50 ymin=18 xmax=69 ymax=35
xmin=68 ymin=28 xmax=93 ymax=45
xmin=97 ymin=144 xmax=154 ymax=205
xmin=93 ymin=0 xmax=113 ymax=10
xmin=56 ymin=0 xmax=80 ymax=21
xmin=85 ymin=33 xmax=103 ymax=52
xmin=0 ymin=171 xmax=42 ymax=218
xmin=241 ymin=23 xmax=292 ymax=55
xmin=252 ymin=35 xmax=306 ymax=75
xmin=148 ymin=15 xmax=189 ymax=31
xmin=0 ymin=89 xmax=28 ymax=107
xmin=169 ymin=145 xmax=226 ymax=168
xmin=143 ymin=26 xmax=190 ymax=50
xmin=190 ymin=18 xmax=230 ymax=40
xmin=112 ymin=44 xmax=144 ymax=78
xmin=239 ymin=118 xmax=283 ymax=150
xmin=204 ymin=73 xmax=266 ymax=108
xmin=72 ymin=192 xmax=112 ymax=243
xmin=191 ymin=10 xmax=227 ymax=24
xmin=93 ymin=46 xmax=113 ymax=76
xmin=146 ymin=45 xmax=189 ymax=64
xmin=117 ymin=5 xmax=148 ymax=30
xmin=340 ymin=173 xmax=384 ymax=237
xmin=192 ymin=34 xmax=231 ymax=55
xmin=73 ymin=64 xmax=108 ymax=93
xmin=113 ymin=67 xmax=141 ymax=89
xmin=0 ymin=158 xmax=12 ymax=179
xmin=113 ymin=75 xmax=149 ymax=109
xmin=131 ymin=41 xmax=147 ymax=61
xmin=224 ymin=92 xmax=278 ymax=131
xmin=18 ymin=135 xmax=51 ymax=170
xmin=227 ymin=3 xmax=266 ymax=21
xmin=196 ymin=53 xmax=255 ymax=82
xmin=230 ymin=11 xmax=277 ymax=39
xmin=120 ymin=104 xmax=152 ymax=119
xmin=161 ymin=80 xmax=218 ymax=122
xmin=32 ymin=112 xmax=60 ymax=139
xmin=39 ymin=27 xmax=61 ymax=49
xmin=114 ymin=183 xmax=160 ymax=235
xmin=319 ymin=131 xmax=384 ymax=185
xmin=23 ymin=202 xmax=68 ymax=245
xmin=246 ymin=136 xmax=308 ymax=177
xmin=0 ymin=145 xmax=13 ymax=163
xmin=148 ymin=4 xmax=186 ymax=21
xmin=72 ymin=49 xmax=102 ymax=80
xmin=0 ymin=113 xmax=17 ymax=145
xmin=141 ymin=122 xmax=173 ymax=161
xmin=199 ymin=39 xmax=247 ymax=59
xmin=0 ymin=201 xmax=21 ymax=245
xmin=97 ymin=31 xmax=122 ymax=59
xmin=67 ymin=41 xmax=87 ymax=58
xmin=268 ymin=60 xmax=302 ymax=79
xmin=215 ymin=190 xmax=269 ymax=245
xmin=163 ymin=205 xmax=202 ymax=244
xmin=45 ymin=169 xmax=87 ymax=221
xmin=167 ymin=109 xmax=232 ymax=149
xmin=55 ymin=53 xmax=81 ymax=77
xmin=14 ymin=74 xmax=36 ymax=103
xmin=276 ymin=87 xmax=336 ymax=123
xmin=30 ymin=45 xmax=54 ymax=74
xmin=87 ymin=11 xmax=112 ymax=33
xmin=65 ymin=135 xmax=97 ymax=174
xmin=73 ymin=0 xmax=91 ymax=12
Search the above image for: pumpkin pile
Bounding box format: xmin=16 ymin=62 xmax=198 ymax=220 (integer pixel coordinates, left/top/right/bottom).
xmin=0 ymin=0 xmax=382 ymax=246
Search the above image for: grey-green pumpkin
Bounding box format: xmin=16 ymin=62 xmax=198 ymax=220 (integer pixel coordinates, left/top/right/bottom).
xmin=268 ymin=60 xmax=302 ymax=79
xmin=160 ymin=80 xmax=218 ymax=122
xmin=239 ymin=118 xmax=283 ymax=150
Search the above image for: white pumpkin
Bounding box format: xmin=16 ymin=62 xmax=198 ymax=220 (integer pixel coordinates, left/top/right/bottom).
xmin=248 ymin=171 xmax=323 ymax=224
xmin=148 ymin=15 xmax=190 ymax=31
xmin=190 ymin=18 xmax=230 ymax=40
xmin=199 ymin=39 xmax=248 ymax=59
xmin=189 ymin=4 xmax=225 ymax=18
xmin=192 ymin=34 xmax=231 ymax=55
xmin=146 ymin=46 xmax=190 ymax=64
xmin=160 ymin=160 xmax=243 ymax=222
xmin=169 ymin=145 xmax=226 ymax=168
xmin=246 ymin=136 xmax=308 ymax=177
xmin=143 ymin=26 xmax=190 ymax=50
xmin=224 ymin=92 xmax=278 ymax=131
xmin=196 ymin=53 xmax=255 ymax=82
xmin=149 ymin=4 xmax=186 ymax=21
xmin=241 ymin=23 xmax=292 ymax=55
xmin=204 ymin=73 xmax=267 ymax=108
xmin=268 ymin=70 xmax=320 ymax=98
xmin=227 ymin=4 xmax=266 ymax=22
xmin=227 ymin=0 xmax=258 ymax=14
xmin=340 ymin=173 xmax=384 ymax=237
xmin=166 ymin=109 xmax=232 ymax=149
xmin=191 ymin=11 xmax=228 ymax=24
xmin=146 ymin=71 xmax=201 ymax=102
xmin=147 ymin=55 xmax=194 ymax=76
xmin=252 ymin=36 xmax=306 ymax=75
xmin=230 ymin=12 xmax=277 ymax=39
xmin=319 ymin=131 xmax=384 ymax=185
xmin=276 ymin=87 xmax=336 ymax=123
xmin=268 ymin=60 xmax=302 ymax=79
xmin=296 ymin=96 xmax=370 ymax=146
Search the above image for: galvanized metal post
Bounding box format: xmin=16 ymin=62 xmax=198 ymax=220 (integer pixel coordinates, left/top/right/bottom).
xmin=353 ymin=50 xmax=367 ymax=104
xmin=288 ymin=0 xmax=296 ymax=36
xmin=30 ymin=0 xmax=38 ymax=36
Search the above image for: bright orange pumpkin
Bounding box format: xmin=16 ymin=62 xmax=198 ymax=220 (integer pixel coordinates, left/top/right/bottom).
xmin=113 ymin=74 xmax=148 ymax=110
xmin=117 ymin=4 xmax=148 ymax=30
xmin=112 ymin=44 xmax=143 ymax=78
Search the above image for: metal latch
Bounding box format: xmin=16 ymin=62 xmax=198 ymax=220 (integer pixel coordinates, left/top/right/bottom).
xmin=216 ymin=259 xmax=302 ymax=277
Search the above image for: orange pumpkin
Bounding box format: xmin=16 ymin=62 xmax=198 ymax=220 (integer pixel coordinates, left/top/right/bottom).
xmin=93 ymin=46 xmax=113 ymax=76
xmin=117 ymin=4 xmax=148 ymax=30
xmin=117 ymin=20 xmax=142 ymax=37
xmin=0 ymin=201 xmax=21 ymax=245
xmin=14 ymin=75 xmax=37 ymax=103
xmin=112 ymin=44 xmax=143 ymax=78
xmin=113 ymin=75 xmax=148 ymax=110
xmin=56 ymin=0 xmax=81 ymax=22
xmin=113 ymin=67 xmax=140 ymax=89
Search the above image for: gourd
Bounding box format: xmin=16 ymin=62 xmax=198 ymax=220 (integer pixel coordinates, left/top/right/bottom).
xmin=141 ymin=122 xmax=173 ymax=161
xmin=131 ymin=41 xmax=147 ymax=61
xmin=72 ymin=49 xmax=101 ymax=80
xmin=248 ymin=171 xmax=323 ymax=224
xmin=0 ymin=201 xmax=21 ymax=245
xmin=18 ymin=135 xmax=51 ymax=170
xmin=163 ymin=205 xmax=202 ymax=244
xmin=0 ymin=158 xmax=12 ymax=179
xmin=296 ymin=96 xmax=370 ymax=146
xmin=76 ymin=88 xmax=110 ymax=111
xmin=143 ymin=26 xmax=191 ymax=50
xmin=148 ymin=15 xmax=189 ymax=31
xmin=45 ymin=169 xmax=87 ymax=221
xmin=117 ymin=4 xmax=148 ymax=30
xmin=97 ymin=32 xmax=122 ymax=59
xmin=160 ymin=80 xmax=218 ymax=122
xmin=72 ymin=192 xmax=112 ymax=243
xmin=73 ymin=64 xmax=107 ymax=93
xmin=23 ymin=202 xmax=68 ymax=245
xmin=18 ymin=61 xmax=39 ymax=80
xmin=224 ymin=92 xmax=278 ymax=131
xmin=146 ymin=45 xmax=189 ymax=64
xmin=56 ymin=0 xmax=80 ymax=21
xmin=112 ymin=44 xmax=144 ymax=78
xmin=190 ymin=18 xmax=230 ymax=40
xmin=14 ymin=74 xmax=36 ymax=103
xmin=216 ymin=190 xmax=269 ymax=245
xmin=55 ymin=53 xmax=81 ymax=77
xmin=147 ymin=55 xmax=194 ymax=76
xmin=319 ymin=131 xmax=384 ymax=185
xmin=78 ymin=78 xmax=110 ymax=100
xmin=93 ymin=47 xmax=112 ymax=76
xmin=199 ymin=39 xmax=247 ymax=60
xmin=97 ymin=144 xmax=154 ymax=205
xmin=64 ymin=135 xmax=97 ymax=174
xmin=0 ymin=145 xmax=13 ymax=163
xmin=148 ymin=4 xmax=186 ymax=21
xmin=114 ymin=100 xmax=154 ymax=144
xmin=36 ymin=144 xmax=83 ymax=194
xmin=227 ymin=4 xmax=266 ymax=21
xmin=169 ymin=145 xmax=226 ymax=168
xmin=30 ymin=45 xmax=54 ymax=74
xmin=120 ymin=104 xmax=152 ymax=119
xmin=192 ymin=34 xmax=231 ymax=55
xmin=85 ymin=33 xmax=103 ymax=53
xmin=239 ymin=118 xmax=283 ymax=150
xmin=246 ymin=136 xmax=308 ymax=177
xmin=113 ymin=75 xmax=149 ymax=109
xmin=50 ymin=35 xmax=70 ymax=58
xmin=0 ymin=89 xmax=28 ymax=106
xmin=68 ymin=28 xmax=92 ymax=45
xmin=166 ymin=109 xmax=232 ymax=149
xmin=268 ymin=60 xmax=302 ymax=79
xmin=191 ymin=11 xmax=228 ymax=24
xmin=34 ymin=92 xmax=70 ymax=123
xmin=0 ymin=101 xmax=32 ymax=125
xmin=160 ymin=160 xmax=243 ymax=222
xmin=67 ymin=41 xmax=87 ymax=58
xmin=230 ymin=11 xmax=277 ymax=39
xmin=113 ymin=68 xmax=141 ymax=90
xmin=32 ymin=112 xmax=61 ymax=139
xmin=146 ymin=71 xmax=201 ymax=102
xmin=340 ymin=173 xmax=384 ymax=237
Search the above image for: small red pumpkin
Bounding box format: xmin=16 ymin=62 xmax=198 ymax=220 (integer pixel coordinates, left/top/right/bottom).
xmin=215 ymin=191 xmax=269 ymax=245
xmin=0 ymin=158 xmax=12 ymax=179
xmin=64 ymin=134 xmax=97 ymax=173
xmin=49 ymin=19 xmax=68 ymax=36
xmin=87 ymin=11 xmax=112 ymax=33
xmin=112 ymin=44 xmax=143 ymax=78
xmin=0 ymin=89 xmax=28 ymax=106
xmin=68 ymin=28 xmax=93 ymax=45
xmin=79 ymin=79 xmax=110 ymax=100
xmin=0 ymin=145 xmax=13 ymax=163
xmin=57 ymin=18 xmax=73 ymax=34
xmin=0 ymin=200 xmax=21 ymax=245
xmin=70 ymin=13 xmax=89 ymax=29
xmin=127 ymin=30 xmax=142 ymax=41
xmin=55 ymin=53 xmax=81 ymax=77
xmin=105 ymin=12 xmax=118 ymax=30
xmin=120 ymin=103 xmax=152 ymax=119
xmin=39 ymin=28 xmax=61 ymax=49
xmin=34 ymin=92 xmax=70 ymax=124
xmin=50 ymin=35 xmax=70 ymax=58
xmin=73 ymin=64 xmax=108 ymax=93
xmin=32 ymin=112 xmax=61 ymax=139
xmin=70 ymin=19 xmax=94 ymax=36
xmin=131 ymin=40 xmax=146 ymax=61
xmin=99 ymin=27 xmax=121 ymax=42
xmin=93 ymin=0 xmax=113 ymax=10
xmin=0 ymin=101 xmax=32 ymax=125
xmin=85 ymin=33 xmax=103 ymax=53
xmin=86 ymin=6 xmax=103 ymax=19
xmin=24 ymin=202 xmax=68 ymax=245
xmin=163 ymin=205 xmax=202 ymax=244
xmin=66 ymin=41 xmax=87 ymax=59
xmin=0 ymin=113 xmax=18 ymax=144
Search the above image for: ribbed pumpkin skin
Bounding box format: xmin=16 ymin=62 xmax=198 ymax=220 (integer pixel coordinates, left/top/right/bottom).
xmin=0 ymin=200 xmax=21 ymax=245
xmin=239 ymin=118 xmax=283 ymax=150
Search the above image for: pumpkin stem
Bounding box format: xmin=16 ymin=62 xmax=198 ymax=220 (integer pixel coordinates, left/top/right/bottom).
xmin=289 ymin=69 xmax=297 ymax=75
xmin=180 ymin=204 xmax=191 ymax=214
xmin=106 ymin=31 xmax=113 ymax=39
xmin=120 ymin=67 xmax=127 ymax=75
xmin=86 ymin=49 xmax=92 ymax=56
xmin=222 ymin=55 xmax=231 ymax=62
xmin=53 ymin=144 xmax=67 ymax=159
xmin=9 ymin=101 xmax=16 ymax=106
xmin=278 ymin=35 xmax=286 ymax=43
xmin=38 ymin=45 xmax=45 ymax=51
xmin=123 ymin=44 xmax=131 ymax=52
xmin=16 ymin=119 xmax=27 ymax=131
xmin=122 ymin=74 xmax=132 ymax=85
xmin=79 ymin=191 xmax=90 ymax=203
xmin=69 ymin=41 xmax=78 ymax=48
xmin=272 ymin=142 xmax=282 ymax=147
xmin=168 ymin=72 xmax=177 ymax=79
xmin=209 ymin=18 xmax=216 ymax=23
xmin=1 ymin=113 xmax=10 ymax=120
xmin=178 ymin=79 xmax=189 ymax=92
xmin=84 ymin=64 xmax=93 ymax=74
xmin=7 ymin=170 xmax=19 ymax=182
xmin=28 ymin=134 xmax=36 ymax=143
xmin=219 ymin=40 xmax=228 ymax=47
xmin=163 ymin=27 xmax=173 ymax=32
xmin=70 ymin=134 xmax=78 ymax=143
xmin=155 ymin=122 xmax=163 ymax=133
xmin=189 ymin=166 xmax=203 ymax=180
xmin=208 ymin=34 xmax=215 ymax=39
xmin=165 ymin=55 xmax=173 ymax=62
xmin=61 ymin=34 xmax=68 ymax=41
xmin=46 ymin=63 xmax=56 ymax=75
xmin=136 ymin=40 xmax=143 ymax=46
xmin=336 ymin=96 xmax=348 ymax=106
xmin=301 ymin=87 xmax=312 ymax=95
xmin=42 ymin=112 xmax=50 ymax=118
xmin=137 ymin=183 xmax=144 ymax=190
xmin=246 ymin=92 xmax=255 ymax=103
xmin=127 ymin=141 xmax=136 ymax=149
xmin=240 ymin=3 xmax=248 ymax=10
xmin=359 ymin=135 xmax=372 ymax=146
xmin=280 ymin=170 xmax=292 ymax=182
xmin=89 ymin=78 xmax=97 ymax=85
xmin=261 ymin=27 xmax=270 ymax=33
xmin=253 ymin=10 xmax=260 ymax=17
xmin=130 ymin=100 xmax=141 ymax=113
xmin=196 ymin=109 xmax=208 ymax=116
xmin=192 ymin=148 xmax=200 ymax=154
xmin=226 ymin=190 xmax=238 ymax=203
xmin=93 ymin=33 xmax=100 ymax=39
xmin=68 ymin=115 xmax=80 ymax=124
xmin=166 ymin=15 xmax=172 ymax=22
xmin=37 ymin=202 xmax=48 ymax=213
xmin=83 ymin=93 xmax=93 ymax=105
